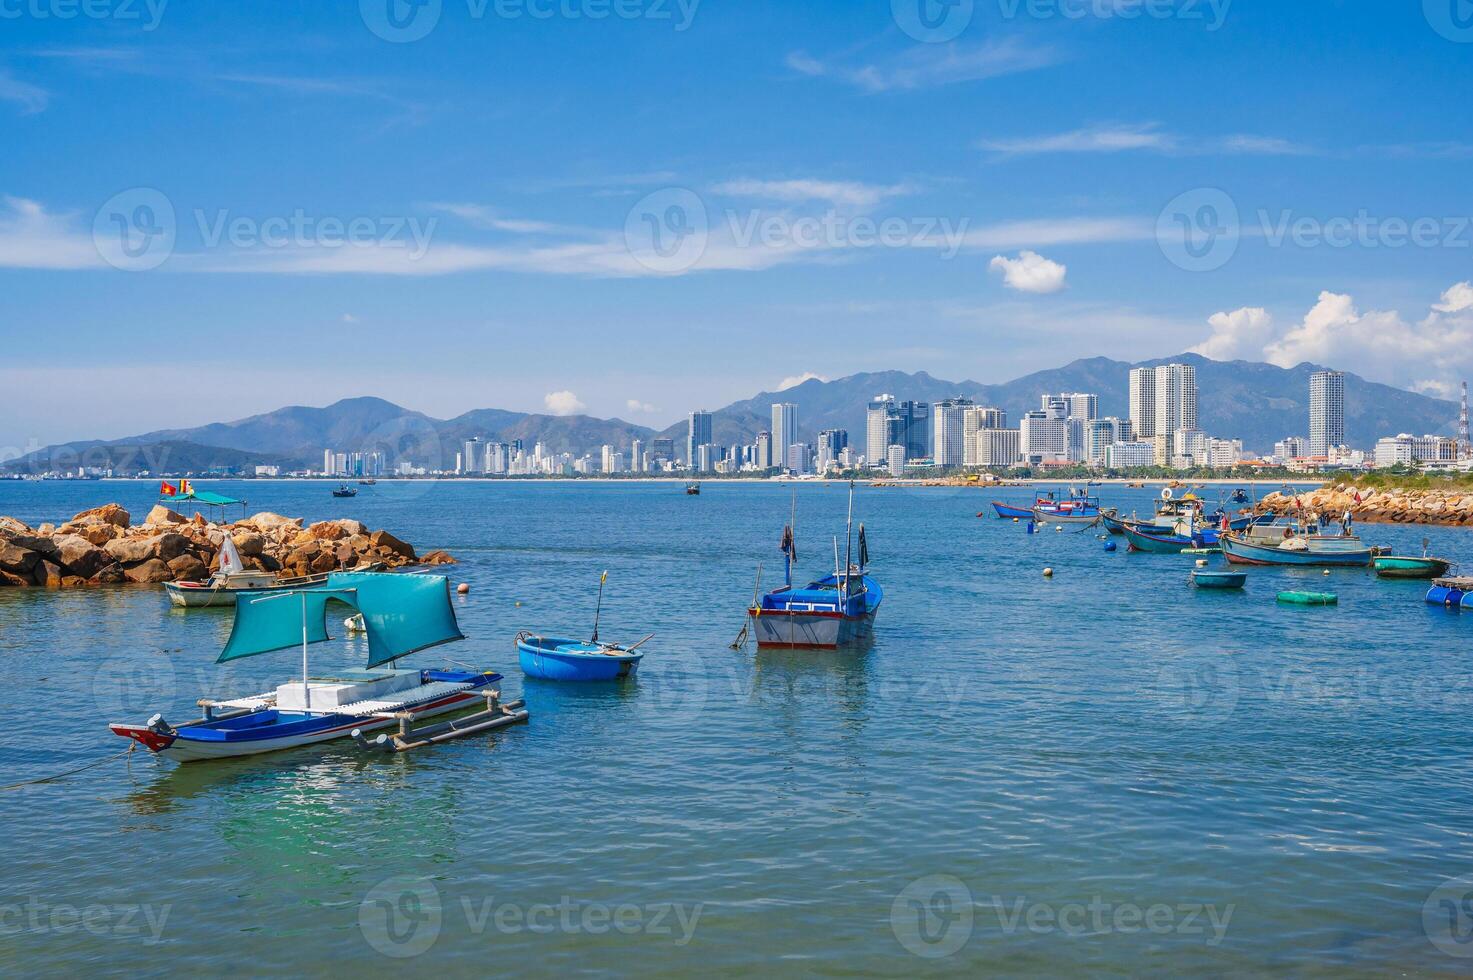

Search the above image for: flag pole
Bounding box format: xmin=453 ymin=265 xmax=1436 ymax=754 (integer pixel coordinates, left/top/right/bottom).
xmin=591 ymin=570 xmax=607 ymax=644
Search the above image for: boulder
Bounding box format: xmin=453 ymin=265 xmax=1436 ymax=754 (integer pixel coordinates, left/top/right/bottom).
xmin=79 ymin=524 xmax=120 ymax=546
xmin=258 ymin=553 xmax=282 ymax=573
xmin=308 ymin=520 xmax=354 ymax=542
xmin=369 ymin=530 xmax=416 ymax=561
xmin=90 ymin=563 xmax=126 ymax=584
xmin=0 ymin=516 xmax=34 ymax=536
xmin=36 ymin=523 xmax=55 ymax=535
xmin=145 ymin=505 xmax=186 ymax=526
xmin=421 ymin=550 xmax=457 ymax=566
xmin=310 ymin=551 xmax=339 ymax=573
xmin=71 ymin=503 xmax=130 ymax=528
xmin=123 ymin=559 xmax=173 ymax=584
xmin=105 ymin=537 xmax=156 ymax=564
xmin=0 ymin=542 xmax=39 ymax=574
xmin=0 ymin=570 xmax=29 ymax=587
xmin=31 ymin=560 xmax=63 ymax=588
xmin=167 ymin=554 xmax=210 ymax=581
xmin=52 ymin=534 xmax=113 ymax=579
xmin=231 ymin=531 xmax=265 ymax=557
xmin=247 ymin=512 xmax=302 ymax=532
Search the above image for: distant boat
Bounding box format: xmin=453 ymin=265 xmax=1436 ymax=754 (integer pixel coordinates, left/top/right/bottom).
xmin=686 ymin=482 xmax=701 ymax=496
xmin=333 ymin=484 xmax=357 ymax=497
xmin=358 ymin=478 xmax=376 ymax=486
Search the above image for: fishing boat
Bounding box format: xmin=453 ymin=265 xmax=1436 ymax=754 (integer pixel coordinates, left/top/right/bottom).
xmin=1032 ymin=487 xmax=1103 ymax=525
xmin=111 ymin=572 xmax=528 ymax=761
xmin=1192 ymin=570 xmax=1247 ymax=589
xmin=517 ymin=571 xmax=652 ymax=681
xmin=686 ymin=482 xmax=701 ymax=496
xmin=1101 ymin=509 xmax=1130 ymax=535
xmin=991 ymin=501 xmax=1035 ymax=519
xmin=358 ymin=478 xmax=377 ymax=486
xmin=1374 ymin=539 xmax=1451 ymax=579
xmin=1426 ymin=577 xmax=1473 ymax=607
xmin=748 ymin=485 xmax=881 ymax=649
xmin=1221 ymin=520 xmax=1374 ymax=568
xmin=332 ymin=484 xmax=357 ymax=498
xmin=162 ymin=536 xmax=336 ymax=608
xmin=1122 ymin=522 xmax=1196 ymax=554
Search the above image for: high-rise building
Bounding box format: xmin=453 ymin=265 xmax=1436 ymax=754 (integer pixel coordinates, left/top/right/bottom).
xmin=630 ymin=438 xmax=644 ymax=473
xmin=687 ymin=411 xmax=713 ymax=468
xmin=1019 ymin=411 xmax=1068 ymax=464
xmin=817 ymin=429 xmax=848 ymax=472
xmin=887 ymin=444 xmax=906 ymax=478
xmin=866 ymin=395 xmax=896 ymax=465
xmin=932 ymin=398 xmax=973 ymax=467
xmin=1144 ymin=363 xmax=1197 ymax=464
xmin=1105 ymin=441 xmax=1155 ymax=468
xmin=1060 ymin=392 xmax=1098 ymax=421
xmin=1129 ymin=367 xmax=1157 ymax=446
xmin=323 ymin=449 xmax=335 ymax=476
xmin=651 ymin=438 xmax=674 ymax=464
xmin=1309 ymin=370 xmax=1345 ymax=458
xmin=787 ymin=442 xmax=810 ymax=475
xmin=866 ymin=395 xmax=929 ymax=467
xmin=1085 ymin=417 xmax=1132 ymax=465
xmin=974 ymin=428 xmax=1021 ymax=467
xmin=463 ymin=438 xmax=483 ymax=475
xmin=755 ymin=431 xmax=772 ymax=469
xmin=771 ymin=403 xmax=798 ymax=470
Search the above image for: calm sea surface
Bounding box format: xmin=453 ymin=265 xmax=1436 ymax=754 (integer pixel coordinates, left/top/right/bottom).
xmin=3 ymin=479 xmax=1473 ymax=976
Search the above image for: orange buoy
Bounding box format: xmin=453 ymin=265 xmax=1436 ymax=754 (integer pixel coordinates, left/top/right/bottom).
xmin=457 ymin=583 xmax=470 ymax=594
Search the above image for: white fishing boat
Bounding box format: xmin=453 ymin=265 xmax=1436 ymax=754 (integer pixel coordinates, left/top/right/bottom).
xmin=114 ymin=571 xmax=528 ymax=760
xmin=163 ymin=535 xmax=366 ymax=607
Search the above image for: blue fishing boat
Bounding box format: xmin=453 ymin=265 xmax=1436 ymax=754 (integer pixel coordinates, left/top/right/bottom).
xmin=749 ymin=484 xmax=881 ymax=649
xmin=991 ymin=501 xmax=1035 ymax=519
xmin=517 ymin=635 xmax=644 ymax=681
xmin=1221 ymin=520 xmax=1374 ymax=567
xmin=109 ymin=572 xmax=528 ymax=761
xmin=1122 ymin=522 xmax=1196 ymax=554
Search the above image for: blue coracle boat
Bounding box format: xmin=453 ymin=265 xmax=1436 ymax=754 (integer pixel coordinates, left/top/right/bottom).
xmin=517 ymin=634 xmax=643 ymax=681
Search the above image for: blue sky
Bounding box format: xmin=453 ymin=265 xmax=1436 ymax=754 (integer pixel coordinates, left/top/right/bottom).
xmin=2 ymin=0 xmax=1472 ymax=450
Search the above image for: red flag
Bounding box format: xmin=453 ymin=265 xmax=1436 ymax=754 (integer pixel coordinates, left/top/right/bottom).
xmin=160 ymin=481 xmax=177 ymax=497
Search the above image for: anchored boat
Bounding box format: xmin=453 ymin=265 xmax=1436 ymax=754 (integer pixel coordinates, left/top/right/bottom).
xmin=111 ymin=571 xmax=528 ymax=761
xmin=517 ymin=571 xmax=652 ymax=681
xmin=749 ymin=484 xmax=881 ymax=649
xmin=163 ymin=535 xmax=337 ymax=608
xmin=332 ymin=484 xmax=358 ymax=498
xmin=1221 ymin=520 xmax=1374 ymax=567
xmin=1375 ymin=541 xmax=1451 ymax=579
xmin=1192 ymin=570 xmax=1247 ymax=589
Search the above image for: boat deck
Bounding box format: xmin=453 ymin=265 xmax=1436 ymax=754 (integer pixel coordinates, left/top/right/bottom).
xmin=201 ymin=680 xmax=477 ymax=718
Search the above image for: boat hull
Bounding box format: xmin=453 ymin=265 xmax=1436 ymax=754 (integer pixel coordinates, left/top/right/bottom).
xmin=110 ymin=673 xmax=498 ymax=763
xmin=1374 ymin=557 xmax=1451 ymax=579
xmin=991 ymin=502 xmax=1034 ymax=519
xmin=517 ymin=638 xmax=642 ymax=681
xmin=164 ymin=573 xmax=331 ymax=608
xmin=1032 ymin=507 xmax=1101 ymax=525
xmin=1192 ymin=571 xmax=1247 ymax=589
xmin=1122 ymin=524 xmax=1194 ymax=554
xmin=1222 ymin=534 xmax=1373 ymax=567
xmin=749 ymin=607 xmax=876 ymax=649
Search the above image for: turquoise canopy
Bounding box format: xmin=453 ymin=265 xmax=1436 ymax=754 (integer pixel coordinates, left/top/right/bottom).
xmin=217 ymin=572 xmax=465 ymax=669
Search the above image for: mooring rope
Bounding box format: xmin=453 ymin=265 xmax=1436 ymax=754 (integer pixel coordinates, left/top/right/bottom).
xmin=1 ymin=744 xmax=135 ymax=791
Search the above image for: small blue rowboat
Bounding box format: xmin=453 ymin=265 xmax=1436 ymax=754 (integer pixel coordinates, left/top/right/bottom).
xmin=992 ymin=501 xmax=1034 ymax=519
xmin=517 ymin=633 xmax=645 ymax=681
xmin=1192 ymin=570 xmax=1246 ymax=589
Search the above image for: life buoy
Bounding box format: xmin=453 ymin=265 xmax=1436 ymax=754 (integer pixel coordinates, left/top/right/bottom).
xmin=1161 ymin=488 xmax=1174 ymax=502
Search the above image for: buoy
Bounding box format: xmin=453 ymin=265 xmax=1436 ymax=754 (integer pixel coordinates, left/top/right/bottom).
xmin=1104 ymin=541 xmax=1117 ymax=553
xmin=1196 ymin=559 xmax=1208 ymax=568
xmin=1013 ymin=517 xmax=1020 ymax=523
xmin=1055 ymin=525 xmax=1064 ymax=533
xmin=1323 ymin=570 xmax=1331 ymax=576
xmin=457 ymin=583 xmax=470 ymax=594
xmin=515 ymin=600 xmax=522 ymax=607
xmin=1026 ymin=522 xmax=1035 ymax=535
xmin=1043 ymin=567 xmax=1054 ymax=578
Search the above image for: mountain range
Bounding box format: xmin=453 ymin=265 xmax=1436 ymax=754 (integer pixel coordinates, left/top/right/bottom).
xmin=7 ymin=354 xmax=1459 ymax=474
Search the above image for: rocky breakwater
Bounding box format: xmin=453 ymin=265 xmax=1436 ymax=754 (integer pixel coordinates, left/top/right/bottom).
xmin=0 ymin=503 xmax=455 ymax=588
xmin=1257 ymin=483 xmax=1473 ymax=527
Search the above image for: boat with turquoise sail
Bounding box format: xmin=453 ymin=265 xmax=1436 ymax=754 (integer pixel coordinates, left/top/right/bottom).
xmin=110 ymin=571 xmax=528 ymax=761
xmin=749 ymin=483 xmax=881 ymax=649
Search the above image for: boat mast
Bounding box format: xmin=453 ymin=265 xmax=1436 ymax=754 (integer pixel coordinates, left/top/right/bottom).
xmin=591 ymin=570 xmax=607 ymax=644
xmin=301 ymin=591 xmax=311 ymax=711
xmin=843 ymin=480 xmax=855 ymax=602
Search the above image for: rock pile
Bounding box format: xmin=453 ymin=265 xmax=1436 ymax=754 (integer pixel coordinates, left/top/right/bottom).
xmin=1257 ymin=484 xmax=1473 ymax=527
xmin=0 ymin=503 xmax=454 ymax=588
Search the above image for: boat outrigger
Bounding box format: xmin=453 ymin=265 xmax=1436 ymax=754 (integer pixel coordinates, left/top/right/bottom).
xmin=111 ymin=571 xmax=528 ymax=761
xmin=748 ymin=485 xmax=881 ymax=649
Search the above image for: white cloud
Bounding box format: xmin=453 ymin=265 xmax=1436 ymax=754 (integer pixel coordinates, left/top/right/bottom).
xmin=1190 ymin=307 xmax=1275 ymax=361
xmin=989 ymin=250 xmax=1067 ymax=294
xmin=979 ymin=124 xmax=1312 ymax=158
xmin=788 ymin=38 xmax=1061 ymax=93
xmin=0 ymin=72 xmax=49 ymax=114
xmin=543 ymin=390 xmax=586 ymax=416
xmin=340 ymin=313 xmax=358 ymax=323
xmin=712 ymin=179 xmax=914 ymax=210
xmin=1192 ymin=283 xmax=1473 ymax=394
xmin=625 ymin=399 xmax=658 ymax=414
xmin=778 ymin=372 xmax=827 ymax=390
xmin=0 ymin=197 xmax=103 ymax=269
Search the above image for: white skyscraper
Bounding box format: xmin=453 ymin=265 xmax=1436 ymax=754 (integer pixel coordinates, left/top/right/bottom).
xmin=772 ymin=403 xmax=798 ymax=470
xmin=1149 ymin=363 xmax=1197 ymax=464
xmin=932 ymin=398 xmax=972 ymax=467
xmin=1309 ymin=370 xmax=1345 ymax=458
xmin=1129 ymin=367 xmax=1157 ymax=446
xmin=1060 ymin=392 xmax=1098 ymax=421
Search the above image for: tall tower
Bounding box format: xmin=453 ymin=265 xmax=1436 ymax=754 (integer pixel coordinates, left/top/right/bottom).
xmin=771 ymin=403 xmax=798 ymax=470
xmin=1461 ymin=381 xmax=1470 ymax=459
xmin=1309 ymin=370 xmax=1345 ymax=459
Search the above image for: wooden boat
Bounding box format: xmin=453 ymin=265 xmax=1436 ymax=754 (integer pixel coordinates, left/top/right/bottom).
xmin=749 ymin=483 xmax=881 ymax=649
xmin=992 ymin=501 xmax=1035 ymax=519
xmin=686 ymin=482 xmax=701 ymax=495
xmin=516 ymin=635 xmax=643 ymax=681
xmin=1122 ymin=522 xmax=1195 ymax=554
xmin=1101 ymin=510 xmax=1130 ymax=535
xmin=1221 ymin=521 xmax=1374 ymax=568
xmin=1426 ymin=577 xmax=1473 ymax=607
xmin=162 ymin=537 xmax=348 ymax=608
xmin=111 ymin=572 xmax=528 ymax=761
xmin=1375 ymin=556 xmax=1452 ymax=579
xmin=1278 ymin=591 xmax=1338 ymax=606
xmin=1192 ymin=570 xmax=1246 ymax=589
xmin=358 ymin=478 xmax=376 ymax=486
xmin=332 ymin=484 xmax=357 ymax=497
